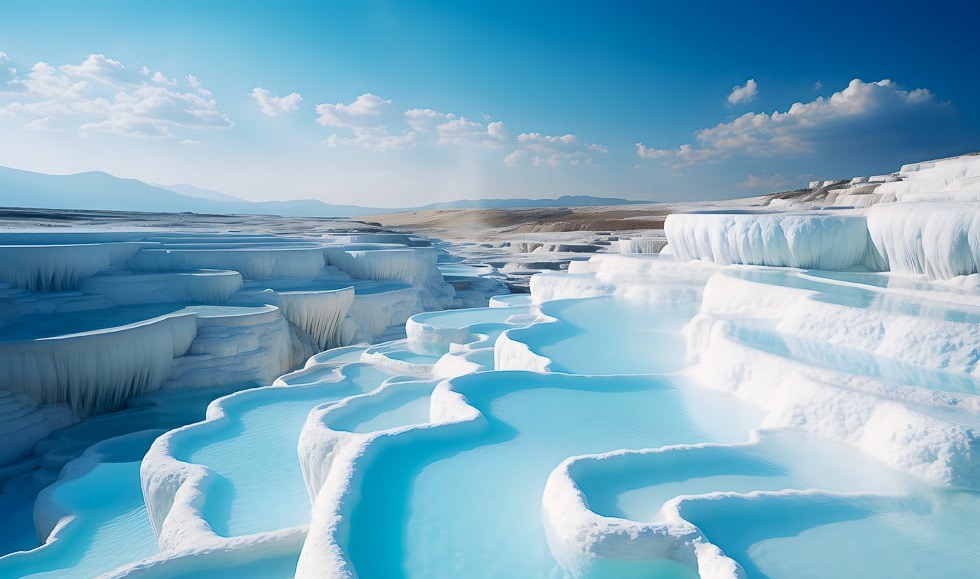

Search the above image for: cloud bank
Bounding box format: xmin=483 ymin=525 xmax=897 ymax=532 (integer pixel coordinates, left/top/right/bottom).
xmin=505 ymin=133 xmax=608 ymax=167
xmin=0 ymin=53 xmax=232 ymax=138
xmin=315 ymin=93 xmax=606 ymax=166
xmin=637 ymin=79 xmax=949 ymax=164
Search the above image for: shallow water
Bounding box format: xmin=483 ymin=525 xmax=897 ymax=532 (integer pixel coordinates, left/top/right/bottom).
xmin=580 ymin=429 xmax=911 ymax=523
xmin=681 ymin=489 xmax=980 ymax=579
xmin=345 ymin=373 xmax=762 ymax=579
xmin=509 ymin=297 xmax=690 ymax=374
xmin=179 ymin=364 xmax=397 ymax=537
xmin=325 ymin=380 xmax=437 ymax=434
xmin=377 ymin=349 xmax=442 ymax=366
xmin=0 ymin=459 xmax=157 ymax=578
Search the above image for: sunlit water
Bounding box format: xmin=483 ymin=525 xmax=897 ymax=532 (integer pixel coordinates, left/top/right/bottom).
xmin=178 ymin=363 xmax=396 ymax=536
xmin=506 ymin=296 xmax=691 ymax=374
xmin=0 ymin=434 xmax=159 ymax=578
xmin=326 ymin=380 xmax=437 ymax=434
xmin=345 ymin=372 xmax=763 ymax=579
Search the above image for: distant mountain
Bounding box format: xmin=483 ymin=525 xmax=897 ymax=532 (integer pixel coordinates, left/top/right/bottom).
xmin=0 ymin=167 xmax=213 ymax=213
xmin=234 ymin=199 xmax=400 ymax=218
xmin=0 ymin=166 xmax=646 ymax=217
xmin=0 ymin=166 xmax=389 ymax=217
xmin=153 ymin=181 xmax=398 ymax=217
xmin=415 ymin=195 xmax=644 ymax=210
xmin=155 ymin=183 xmax=244 ymax=203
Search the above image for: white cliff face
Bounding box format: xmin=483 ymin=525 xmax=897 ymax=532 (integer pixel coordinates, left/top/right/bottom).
xmin=344 ymin=285 xmax=423 ymax=344
xmin=163 ymin=305 xmax=293 ymax=390
xmin=79 ymin=270 xmax=244 ymax=305
xmin=325 ymin=246 xmax=456 ymax=310
xmin=0 ymin=242 xmax=147 ymax=291
xmin=128 ymin=246 xmax=327 ymax=279
xmin=670 ymin=154 xmax=980 ymax=279
xmin=867 ymin=202 xmax=980 ymax=278
xmin=665 ymin=211 xmax=883 ymax=271
xmin=0 ymin=312 xmax=199 ymax=417
xmin=618 ymin=235 xmax=669 ymax=254
xmin=274 ymin=288 xmax=356 ymax=351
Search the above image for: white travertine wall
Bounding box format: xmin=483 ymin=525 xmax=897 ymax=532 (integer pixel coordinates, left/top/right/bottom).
xmin=0 ymin=313 xmax=198 ymax=416
xmin=665 ymin=212 xmax=883 ymax=271
xmin=129 ymin=247 xmax=326 ymax=279
xmin=0 ymin=242 xmax=147 ymax=291
xmin=868 ymin=202 xmax=980 ymax=278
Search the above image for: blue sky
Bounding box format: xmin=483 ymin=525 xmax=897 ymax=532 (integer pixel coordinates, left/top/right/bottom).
xmin=0 ymin=0 xmax=977 ymax=207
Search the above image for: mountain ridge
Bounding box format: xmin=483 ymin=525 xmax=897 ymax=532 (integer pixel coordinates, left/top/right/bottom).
xmin=0 ymin=166 xmax=644 ymax=217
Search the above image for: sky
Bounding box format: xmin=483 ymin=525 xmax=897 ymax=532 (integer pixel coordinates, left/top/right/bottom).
xmin=0 ymin=0 xmax=978 ymax=207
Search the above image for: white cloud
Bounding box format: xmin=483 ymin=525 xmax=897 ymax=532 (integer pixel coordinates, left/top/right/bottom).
xmin=637 ymin=79 xmax=946 ymax=164
xmin=60 ymin=54 xmax=132 ymax=86
xmin=506 ymin=132 xmax=608 ymax=167
xmin=325 ymin=126 xmax=416 ymax=152
xmin=404 ymin=107 xmax=445 ymax=131
xmin=321 ymin=99 xmax=511 ymax=152
xmin=503 ymin=150 xmax=524 ymax=166
xmin=318 ymin=95 xmax=594 ymax=165
xmin=436 ymin=116 xmax=485 ymax=144
xmin=315 ymin=93 xmax=390 ymax=127
xmin=436 ymin=115 xmax=507 ymax=146
xmin=0 ymin=52 xmax=9 ymax=63
xmin=404 ymin=108 xmax=505 ymax=146
xmin=150 ymin=71 xmax=173 ymax=85
xmin=728 ymin=79 xmax=758 ymax=104
xmin=250 ymin=87 xmax=303 ymax=116
xmin=7 ymin=62 xmax=90 ymax=109
xmin=487 ymin=121 xmax=505 ymax=139
xmin=317 ymin=94 xmax=413 ymax=151
xmin=0 ymin=53 xmax=232 ymax=138
xmin=635 ymin=143 xmax=671 ymax=159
